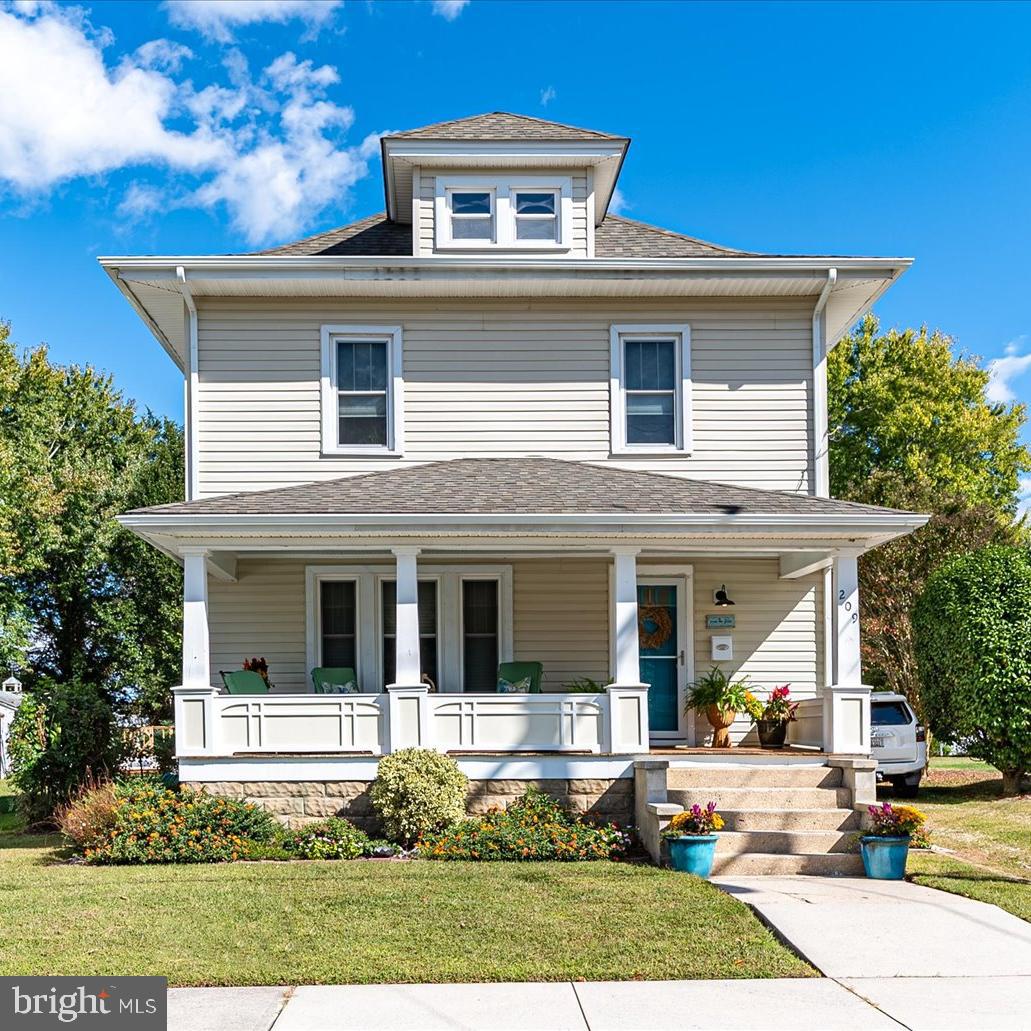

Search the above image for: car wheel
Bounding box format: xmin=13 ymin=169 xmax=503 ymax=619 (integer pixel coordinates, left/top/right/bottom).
xmin=889 ymin=776 xmax=921 ymax=799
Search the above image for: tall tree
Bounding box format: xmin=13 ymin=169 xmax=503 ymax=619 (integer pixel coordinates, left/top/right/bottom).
xmin=0 ymin=322 xmax=183 ymax=718
xmin=828 ymin=316 xmax=1030 ymax=719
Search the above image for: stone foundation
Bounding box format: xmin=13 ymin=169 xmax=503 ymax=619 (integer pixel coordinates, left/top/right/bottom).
xmin=192 ymin=777 xmax=634 ymax=831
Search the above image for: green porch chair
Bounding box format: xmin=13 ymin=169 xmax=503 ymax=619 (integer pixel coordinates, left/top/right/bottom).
xmin=220 ymin=670 xmax=269 ymax=695
xmin=311 ymin=667 xmax=360 ymax=694
xmin=496 ymin=661 xmax=543 ymax=694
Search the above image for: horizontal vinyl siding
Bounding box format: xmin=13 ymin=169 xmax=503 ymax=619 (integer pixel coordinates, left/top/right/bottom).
xmin=206 ymin=557 xmax=822 ymax=713
xmin=195 ymin=298 xmax=813 ymax=497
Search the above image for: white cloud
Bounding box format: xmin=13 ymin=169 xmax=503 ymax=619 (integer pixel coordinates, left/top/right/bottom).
xmin=609 ymin=187 xmax=630 ymax=215
xmin=986 ymin=337 xmax=1031 ymax=405
xmin=432 ymin=0 xmax=469 ymax=21
xmin=163 ymin=0 xmax=341 ymax=43
xmin=0 ymin=5 xmax=381 ymax=245
xmin=539 ymin=86 xmax=556 ymax=107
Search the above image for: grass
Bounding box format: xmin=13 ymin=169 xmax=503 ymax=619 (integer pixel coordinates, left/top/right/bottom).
xmin=880 ymin=758 xmax=1030 ymax=922
xmin=0 ymin=782 xmax=812 ymax=986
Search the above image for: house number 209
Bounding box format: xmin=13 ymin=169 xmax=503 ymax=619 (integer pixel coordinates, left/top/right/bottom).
xmin=838 ymin=590 xmax=859 ymax=622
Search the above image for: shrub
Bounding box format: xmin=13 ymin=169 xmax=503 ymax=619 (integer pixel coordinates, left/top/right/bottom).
xmin=417 ymin=787 xmax=631 ymax=861
xmin=84 ymin=781 xmax=277 ymax=864
xmin=8 ymin=680 xmax=127 ymax=825
xmin=913 ymin=544 xmax=1031 ymax=795
xmin=55 ymin=776 xmax=119 ymax=849
xmin=370 ymin=748 xmax=468 ymax=844
xmin=285 ymin=818 xmax=372 ymax=860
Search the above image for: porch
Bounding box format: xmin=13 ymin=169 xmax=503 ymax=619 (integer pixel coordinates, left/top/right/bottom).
xmin=119 ymin=457 xmax=927 ymax=770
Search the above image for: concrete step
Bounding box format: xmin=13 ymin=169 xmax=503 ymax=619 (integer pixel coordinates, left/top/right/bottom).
xmin=715 ymin=830 xmax=855 ymax=855
xmin=668 ymin=786 xmax=852 ymax=810
xmin=667 ymin=765 xmax=842 ymax=789
xmin=710 ymin=851 xmax=865 ymax=876
xmin=719 ymin=807 xmax=860 ymax=832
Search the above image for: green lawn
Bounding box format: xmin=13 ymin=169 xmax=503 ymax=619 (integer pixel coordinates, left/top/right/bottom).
xmin=881 ymin=758 xmax=1030 ymax=921
xmin=0 ymin=789 xmax=812 ymax=985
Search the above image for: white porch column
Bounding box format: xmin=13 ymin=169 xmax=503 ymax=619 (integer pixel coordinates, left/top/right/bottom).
xmin=391 ymin=547 xmax=422 ymax=687
xmin=176 ymin=547 xmax=216 ymax=757
xmin=824 ymin=550 xmax=871 ymax=755
xmin=182 ymin=548 xmax=211 ymax=687
xmin=611 ymin=547 xmax=643 ymax=686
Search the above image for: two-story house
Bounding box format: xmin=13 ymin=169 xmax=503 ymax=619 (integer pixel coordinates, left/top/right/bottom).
xmin=104 ymin=113 xmax=926 ymax=872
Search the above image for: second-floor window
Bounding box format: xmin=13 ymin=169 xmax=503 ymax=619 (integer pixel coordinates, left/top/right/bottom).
xmin=320 ymin=325 xmax=404 ymax=456
xmin=449 ymin=191 xmax=494 ymax=242
xmin=514 ymin=191 xmax=558 ymax=242
xmin=609 ymin=324 xmax=693 ymax=454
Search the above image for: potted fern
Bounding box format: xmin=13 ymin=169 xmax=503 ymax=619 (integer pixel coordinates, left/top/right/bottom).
xmin=686 ymin=666 xmax=750 ymax=747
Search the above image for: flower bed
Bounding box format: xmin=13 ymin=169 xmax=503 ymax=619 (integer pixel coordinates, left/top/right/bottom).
xmin=416 ymin=787 xmax=631 ymax=861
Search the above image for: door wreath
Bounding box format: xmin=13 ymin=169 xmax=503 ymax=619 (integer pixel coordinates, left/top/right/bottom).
xmin=638 ymin=605 xmax=673 ymax=650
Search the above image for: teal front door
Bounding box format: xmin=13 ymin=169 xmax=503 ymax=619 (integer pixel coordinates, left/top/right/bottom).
xmin=638 ymin=583 xmax=680 ymax=735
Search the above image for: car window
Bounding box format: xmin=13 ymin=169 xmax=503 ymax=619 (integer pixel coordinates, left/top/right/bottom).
xmin=872 ymin=701 xmax=912 ymax=726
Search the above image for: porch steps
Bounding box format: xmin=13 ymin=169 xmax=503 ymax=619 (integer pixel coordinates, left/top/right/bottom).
xmin=639 ymin=760 xmax=865 ymax=876
xmin=668 ymin=786 xmax=853 ymax=810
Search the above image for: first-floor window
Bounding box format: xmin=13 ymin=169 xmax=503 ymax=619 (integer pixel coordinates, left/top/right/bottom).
xmin=381 ymin=580 xmax=439 ymax=688
xmin=462 ymin=579 xmax=499 ymax=691
xmin=320 ymin=580 xmax=357 ymax=669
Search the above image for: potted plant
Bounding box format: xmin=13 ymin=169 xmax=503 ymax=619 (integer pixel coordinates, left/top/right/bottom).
xmin=743 ymin=685 xmax=799 ymax=749
xmin=860 ymin=802 xmax=927 ymax=879
xmin=663 ymin=801 xmax=724 ymax=876
xmin=686 ymin=666 xmax=751 ymax=747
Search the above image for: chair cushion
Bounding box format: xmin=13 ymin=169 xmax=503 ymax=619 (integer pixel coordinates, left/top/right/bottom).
xmin=497 ymin=676 xmax=532 ymax=693
xmin=321 ymin=680 xmax=359 ymax=694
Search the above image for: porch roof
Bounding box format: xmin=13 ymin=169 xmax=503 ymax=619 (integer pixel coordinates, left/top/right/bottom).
xmin=129 ymin=458 xmax=912 ymax=520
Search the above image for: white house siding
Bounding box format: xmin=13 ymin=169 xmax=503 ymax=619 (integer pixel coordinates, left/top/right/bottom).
xmin=412 ymin=168 xmax=590 ymax=258
xmin=206 ymin=557 xmax=822 ymax=708
xmin=195 ymin=298 xmax=814 ymax=498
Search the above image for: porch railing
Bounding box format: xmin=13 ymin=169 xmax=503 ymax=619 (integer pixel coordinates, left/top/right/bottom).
xmin=173 ymin=684 xmax=650 ymax=758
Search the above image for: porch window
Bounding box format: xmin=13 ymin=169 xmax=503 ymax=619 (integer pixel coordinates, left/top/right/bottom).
xmin=462 ymin=579 xmax=499 ymax=691
xmin=320 ymin=325 xmax=403 ymax=456
xmin=381 ymin=580 xmax=439 ymax=688
xmin=610 ymin=324 xmax=692 ymax=454
xmin=320 ymin=580 xmax=357 ymax=669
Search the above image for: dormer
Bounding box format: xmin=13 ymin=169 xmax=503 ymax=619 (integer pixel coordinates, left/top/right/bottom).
xmin=381 ymin=112 xmax=629 ymax=258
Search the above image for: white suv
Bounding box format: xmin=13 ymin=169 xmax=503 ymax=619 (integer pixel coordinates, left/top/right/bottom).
xmin=871 ymin=693 xmax=927 ymax=798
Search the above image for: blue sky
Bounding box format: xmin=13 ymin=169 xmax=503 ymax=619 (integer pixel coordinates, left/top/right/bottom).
xmin=2 ymin=0 xmax=1030 ymax=498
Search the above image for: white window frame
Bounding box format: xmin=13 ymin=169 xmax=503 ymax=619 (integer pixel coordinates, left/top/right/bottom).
xmin=305 ymin=564 xmax=513 ymax=693
xmin=512 ymin=188 xmax=560 ymax=244
xmin=320 ymin=324 xmax=404 ymax=457
xmin=445 ymin=187 xmax=497 ymax=245
xmin=609 ymin=323 xmax=692 ymax=455
xmin=434 ymin=175 xmax=573 ymax=252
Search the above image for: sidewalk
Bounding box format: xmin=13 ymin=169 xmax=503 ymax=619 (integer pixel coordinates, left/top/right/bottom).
xmin=168 ymin=877 xmax=1031 ymax=1031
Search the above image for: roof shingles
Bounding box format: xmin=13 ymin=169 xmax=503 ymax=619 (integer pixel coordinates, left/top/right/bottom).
xmin=387 ymin=112 xmax=625 ymax=142
xmin=129 ymin=458 xmax=909 ymax=519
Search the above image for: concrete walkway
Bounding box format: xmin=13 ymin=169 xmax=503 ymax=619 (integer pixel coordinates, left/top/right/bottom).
xmin=167 ymin=877 xmax=1031 ymax=1031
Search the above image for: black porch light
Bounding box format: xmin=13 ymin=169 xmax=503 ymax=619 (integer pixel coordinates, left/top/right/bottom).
xmin=713 ymin=584 xmax=735 ymax=607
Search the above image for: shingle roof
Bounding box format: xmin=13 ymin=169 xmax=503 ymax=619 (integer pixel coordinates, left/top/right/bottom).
xmin=256 ymin=213 xmax=752 ymax=258
xmin=387 ymin=112 xmax=625 ymax=142
xmin=129 ymin=458 xmax=909 ymax=519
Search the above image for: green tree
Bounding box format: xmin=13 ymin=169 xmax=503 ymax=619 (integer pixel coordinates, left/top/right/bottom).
xmin=829 ymin=315 xmax=1029 ymax=510
xmin=829 ymin=317 xmax=1030 ymax=716
xmin=913 ymin=545 xmax=1031 ymax=795
xmin=0 ymin=321 xmax=183 ymax=720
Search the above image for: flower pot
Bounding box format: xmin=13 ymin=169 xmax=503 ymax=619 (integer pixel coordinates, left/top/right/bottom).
xmin=667 ymin=834 xmax=719 ymax=877
xmin=756 ymin=719 xmax=789 ymax=749
xmin=705 ymin=706 xmax=736 ymax=748
xmin=860 ymin=835 xmax=911 ymax=879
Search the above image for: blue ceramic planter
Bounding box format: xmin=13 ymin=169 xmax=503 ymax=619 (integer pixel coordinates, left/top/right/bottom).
xmin=667 ymin=834 xmax=718 ymax=876
xmin=860 ymin=835 xmax=911 ymax=879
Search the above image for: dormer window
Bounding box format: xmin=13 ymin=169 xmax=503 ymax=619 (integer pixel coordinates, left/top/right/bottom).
xmin=435 ymin=176 xmax=572 ymax=251
xmin=514 ymin=191 xmax=558 ymax=242
xmin=449 ymin=190 xmax=494 ymax=242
